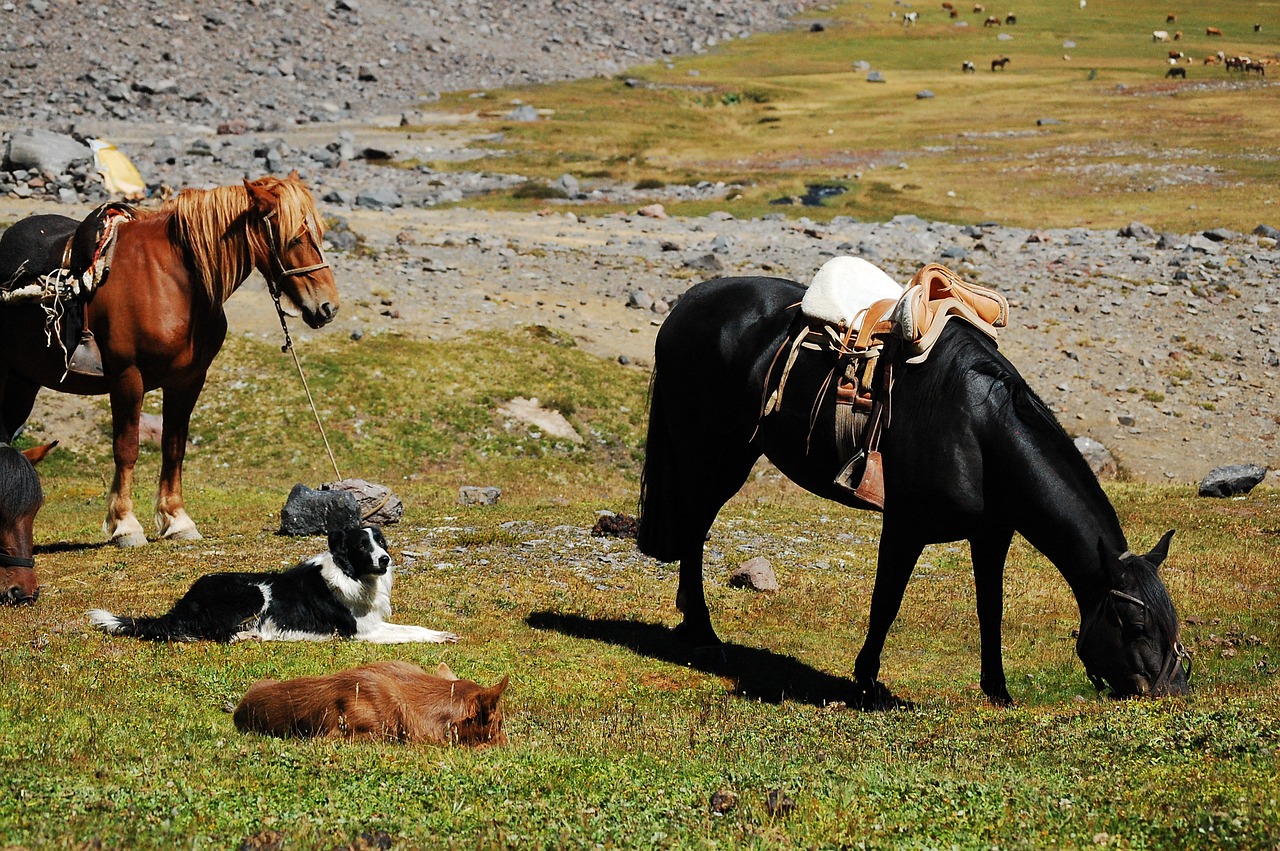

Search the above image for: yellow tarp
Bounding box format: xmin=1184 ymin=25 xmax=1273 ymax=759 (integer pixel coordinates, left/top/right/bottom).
xmin=88 ymin=139 xmax=146 ymax=199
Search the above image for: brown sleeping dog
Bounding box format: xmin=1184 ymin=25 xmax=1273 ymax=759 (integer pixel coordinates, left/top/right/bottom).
xmin=233 ymin=660 xmax=509 ymax=746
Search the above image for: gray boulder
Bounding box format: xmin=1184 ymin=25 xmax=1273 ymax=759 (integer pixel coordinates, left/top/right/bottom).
xmin=1198 ymin=464 xmax=1267 ymax=498
xmin=355 ymin=185 xmax=403 ymax=210
xmin=321 ymin=478 xmax=403 ymax=526
xmin=1075 ymin=436 xmax=1117 ymax=479
xmin=1254 ymin=223 xmax=1280 ymax=240
xmin=1118 ymin=221 xmax=1155 ymax=240
xmin=278 ymin=483 xmax=361 ymax=535
xmin=5 ymin=128 xmax=91 ymax=173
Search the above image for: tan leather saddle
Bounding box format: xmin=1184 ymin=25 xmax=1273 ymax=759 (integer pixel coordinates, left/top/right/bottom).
xmin=767 ymin=263 xmax=1010 ymax=510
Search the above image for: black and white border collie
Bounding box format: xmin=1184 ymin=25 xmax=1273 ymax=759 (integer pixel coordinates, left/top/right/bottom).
xmin=88 ymin=526 xmax=458 ymax=644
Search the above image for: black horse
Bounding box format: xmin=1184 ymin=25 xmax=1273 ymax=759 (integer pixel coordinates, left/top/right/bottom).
xmin=638 ymin=275 xmax=1189 ymax=707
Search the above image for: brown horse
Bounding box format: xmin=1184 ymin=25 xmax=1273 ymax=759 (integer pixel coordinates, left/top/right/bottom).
xmin=0 ymin=174 xmax=338 ymax=546
xmin=0 ymin=441 xmax=55 ymax=604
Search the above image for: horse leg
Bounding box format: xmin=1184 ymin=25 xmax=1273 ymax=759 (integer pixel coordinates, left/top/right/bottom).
xmin=852 ymin=516 xmax=924 ymax=709
xmin=671 ymin=446 xmax=761 ymax=647
xmin=971 ymin=527 xmax=1015 ymax=705
xmin=104 ymin=367 xmax=147 ymax=547
xmin=154 ymin=375 xmax=204 ymax=541
xmin=0 ymin=371 xmax=41 ymax=442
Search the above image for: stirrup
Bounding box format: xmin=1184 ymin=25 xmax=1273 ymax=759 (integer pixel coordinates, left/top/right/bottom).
xmin=67 ymin=330 xmax=104 ymax=377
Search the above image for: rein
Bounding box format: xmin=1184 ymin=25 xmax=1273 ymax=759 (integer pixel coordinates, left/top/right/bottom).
xmin=259 ymin=209 xmax=342 ymax=482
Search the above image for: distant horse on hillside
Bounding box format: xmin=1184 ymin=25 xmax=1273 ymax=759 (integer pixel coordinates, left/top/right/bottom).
xmin=0 ymin=173 xmax=338 ymax=546
xmin=638 ymin=274 xmax=1190 ymax=707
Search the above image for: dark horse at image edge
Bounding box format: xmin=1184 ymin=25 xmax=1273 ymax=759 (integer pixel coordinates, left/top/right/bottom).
xmin=638 ymin=275 xmax=1189 ymax=707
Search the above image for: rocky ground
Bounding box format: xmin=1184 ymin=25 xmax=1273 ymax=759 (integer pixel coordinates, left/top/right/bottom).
xmin=2 ymin=0 xmax=1278 ymax=486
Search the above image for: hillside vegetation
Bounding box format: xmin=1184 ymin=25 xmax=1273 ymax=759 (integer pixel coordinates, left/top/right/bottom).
xmin=436 ymin=0 xmax=1280 ymax=233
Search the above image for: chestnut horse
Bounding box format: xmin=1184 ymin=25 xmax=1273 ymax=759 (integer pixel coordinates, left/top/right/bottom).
xmin=0 ymin=441 xmax=55 ymax=604
xmin=0 ymin=174 xmax=338 ymax=546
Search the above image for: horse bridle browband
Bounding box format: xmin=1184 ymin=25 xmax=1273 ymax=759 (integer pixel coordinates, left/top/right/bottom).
xmin=0 ymin=552 xmax=35 ymax=569
xmin=1081 ymin=588 xmax=1191 ymax=695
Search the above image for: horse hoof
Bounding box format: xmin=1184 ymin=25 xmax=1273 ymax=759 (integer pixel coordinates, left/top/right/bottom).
xmin=671 ymin=620 xmax=721 ymax=649
xmin=111 ymin=532 xmax=148 ymax=548
xmin=162 ymin=527 xmax=203 ymax=542
xmin=856 ymin=679 xmax=914 ymax=711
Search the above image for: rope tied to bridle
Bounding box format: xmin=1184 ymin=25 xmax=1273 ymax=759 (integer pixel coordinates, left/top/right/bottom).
xmin=259 ymin=209 xmax=341 ymax=482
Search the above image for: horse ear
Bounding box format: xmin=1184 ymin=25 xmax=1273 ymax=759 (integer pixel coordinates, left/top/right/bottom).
xmin=1144 ymin=529 xmax=1175 ymax=569
xmin=436 ymin=662 xmax=458 ymax=681
xmin=21 ymin=441 xmax=57 ymax=464
xmin=242 ymin=178 xmax=275 ymax=214
xmin=482 ymin=675 xmax=510 ymax=703
xmin=287 ymin=169 xmax=300 ymax=181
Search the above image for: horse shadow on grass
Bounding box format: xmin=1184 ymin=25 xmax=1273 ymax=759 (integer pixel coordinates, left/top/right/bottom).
xmin=35 ymin=541 xmax=111 ymax=555
xmin=526 ymin=611 xmax=869 ymax=708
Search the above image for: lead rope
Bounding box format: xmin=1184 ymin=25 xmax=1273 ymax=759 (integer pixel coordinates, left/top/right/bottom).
xmin=261 ymin=216 xmax=342 ymax=482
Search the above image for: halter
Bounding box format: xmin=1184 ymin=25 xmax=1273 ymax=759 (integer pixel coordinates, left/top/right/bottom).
xmin=1080 ymin=588 xmax=1191 ymax=696
xmin=0 ymin=552 xmax=35 ymax=569
xmin=259 ymin=208 xmax=330 ymax=297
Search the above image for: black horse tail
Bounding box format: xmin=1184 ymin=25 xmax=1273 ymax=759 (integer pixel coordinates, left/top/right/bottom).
xmin=637 ymin=367 xmax=684 ymax=563
xmin=88 ymin=608 xmax=198 ymax=642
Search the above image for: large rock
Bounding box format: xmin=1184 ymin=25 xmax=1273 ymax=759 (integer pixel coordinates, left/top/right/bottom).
xmin=1198 ymin=464 xmax=1267 ymax=498
xmin=1074 ymin=436 xmax=1117 ymax=479
xmin=458 ymin=485 xmax=502 ymax=506
xmin=5 ymin=128 xmax=92 ymax=173
xmin=278 ymin=483 xmax=361 ymax=535
xmin=321 ymin=478 xmax=403 ymax=526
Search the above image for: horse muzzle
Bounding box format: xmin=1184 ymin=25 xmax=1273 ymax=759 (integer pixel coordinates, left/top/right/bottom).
xmin=302 ymin=299 xmax=339 ymax=329
xmin=1 ymin=582 xmax=40 ymax=606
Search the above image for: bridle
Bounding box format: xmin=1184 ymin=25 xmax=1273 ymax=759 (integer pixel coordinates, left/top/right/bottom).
xmin=1080 ymin=588 xmax=1192 ymax=696
xmin=0 ymin=552 xmax=34 ymax=569
xmin=259 ymin=208 xmax=330 ymax=299
xmin=258 ymin=208 xmax=331 ymax=351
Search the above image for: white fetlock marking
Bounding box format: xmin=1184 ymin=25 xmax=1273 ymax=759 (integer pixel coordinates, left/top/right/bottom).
xmin=157 ymin=508 xmax=202 ymax=541
xmin=105 ymin=511 xmax=147 ymax=546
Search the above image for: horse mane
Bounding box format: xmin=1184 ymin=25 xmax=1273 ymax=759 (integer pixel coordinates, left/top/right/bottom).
xmin=149 ymin=176 xmax=322 ymax=305
xmin=932 ymin=324 xmax=1125 ymax=534
xmin=0 ymin=445 xmax=42 ymax=516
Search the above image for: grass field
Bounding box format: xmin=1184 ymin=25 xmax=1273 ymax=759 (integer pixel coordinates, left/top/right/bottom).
xmin=2 ymin=327 xmax=1278 ymax=849
xmin=418 ymin=0 xmax=1280 ymax=233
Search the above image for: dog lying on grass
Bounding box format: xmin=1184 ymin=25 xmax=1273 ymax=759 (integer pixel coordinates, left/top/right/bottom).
xmin=89 ymin=525 xmax=458 ymax=644
xmin=233 ymin=660 xmax=509 ymax=746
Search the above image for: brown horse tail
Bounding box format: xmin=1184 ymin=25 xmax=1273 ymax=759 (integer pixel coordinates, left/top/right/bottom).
xmin=637 ymin=368 xmax=683 ymax=563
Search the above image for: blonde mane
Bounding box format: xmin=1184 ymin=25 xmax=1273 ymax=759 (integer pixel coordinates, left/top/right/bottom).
xmin=151 ymin=176 xmax=323 ymax=305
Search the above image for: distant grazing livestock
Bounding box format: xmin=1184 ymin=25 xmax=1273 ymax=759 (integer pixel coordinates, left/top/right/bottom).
xmin=1255 ymin=23 xmax=1262 ymax=32
xmin=1165 ymin=66 xmax=1186 ymax=78
xmin=973 ymin=3 xmax=985 ymax=12
xmin=1246 ymin=61 xmax=1266 ymax=77
xmin=1005 ymin=13 xmax=1017 ymax=24
xmin=1226 ymin=55 xmax=1249 ymax=71
xmin=942 ymin=1 xmax=954 ymax=8
xmin=1166 ymin=13 xmax=1176 ymax=23
xmin=1152 ymin=30 xmax=1169 ymax=41
xmin=1206 ymin=26 xmax=1222 ymax=36
xmin=1168 ymin=50 xmax=1184 ymax=60
xmin=903 ymin=11 xmax=919 ymax=25
xmin=951 ymin=8 xmax=959 ymax=16
xmin=1203 ymin=55 xmax=1220 ymax=65
xmin=962 ymin=60 xmax=977 ymax=73
xmin=984 ymin=15 xmax=1001 ymax=26
xmin=1173 ymin=30 xmax=1182 ymax=40
xmin=991 ymin=55 xmax=1011 ymax=71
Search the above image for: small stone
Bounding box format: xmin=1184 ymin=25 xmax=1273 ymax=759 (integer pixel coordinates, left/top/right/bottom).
xmin=458 ymin=486 xmax=502 ymax=506
xmin=728 ymin=557 xmax=779 ymax=592
xmin=636 ymin=203 xmax=667 ymax=219
xmin=710 ymin=788 xmax=738 ymax=815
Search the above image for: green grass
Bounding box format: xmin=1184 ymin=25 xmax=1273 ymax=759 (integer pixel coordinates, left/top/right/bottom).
xmin=3 ymin=328 xmax=1278 ymax=848
xmin=410 ymin=0 xmax=1280 ymax=232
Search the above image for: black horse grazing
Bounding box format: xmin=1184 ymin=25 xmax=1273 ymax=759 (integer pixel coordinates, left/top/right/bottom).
xmin=638 ymin=275 xmax=1189 ymax=707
